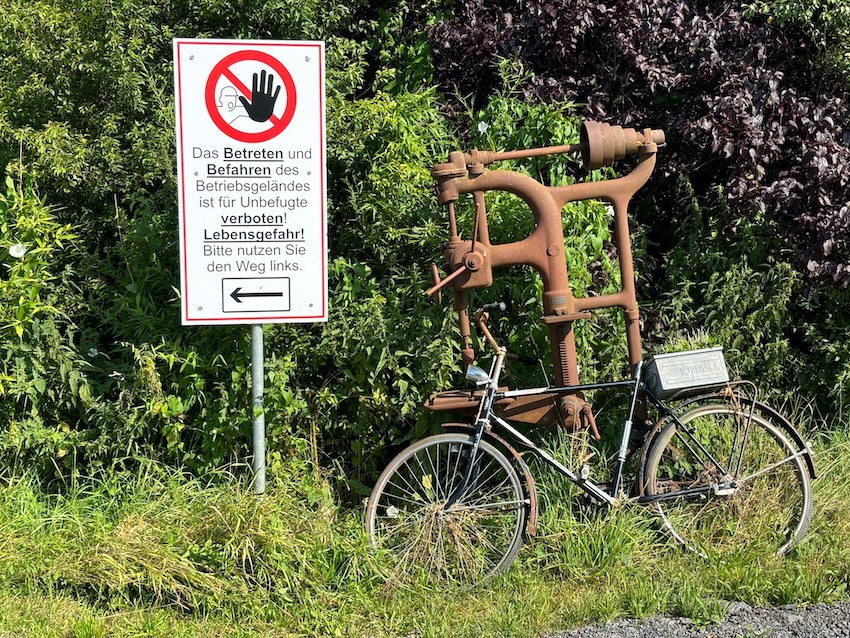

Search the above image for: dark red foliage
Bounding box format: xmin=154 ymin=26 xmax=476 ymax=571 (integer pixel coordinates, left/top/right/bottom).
xmin=428 ymin=0 xmax=850 ymax=286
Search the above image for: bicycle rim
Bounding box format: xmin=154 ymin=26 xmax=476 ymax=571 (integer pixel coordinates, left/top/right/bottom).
xmin=643 ymin=403 xmax=812 ymax=558
xmin=365 ymin=433 xmax=526 ymax=587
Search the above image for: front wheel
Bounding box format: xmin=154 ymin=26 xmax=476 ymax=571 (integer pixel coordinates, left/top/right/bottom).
xmin=365 ymin=432 xmax=527 ymax=587
xmin=641 ymin=400 xmax=813 ymax=558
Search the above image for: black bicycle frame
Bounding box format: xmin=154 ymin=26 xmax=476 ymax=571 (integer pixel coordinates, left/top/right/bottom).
xmin=445 ymin=360 xmax=740 ymax=508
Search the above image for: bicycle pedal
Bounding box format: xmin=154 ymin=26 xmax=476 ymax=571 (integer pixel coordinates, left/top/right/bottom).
xmin=577 ymin=485 xmax=608 ymax=508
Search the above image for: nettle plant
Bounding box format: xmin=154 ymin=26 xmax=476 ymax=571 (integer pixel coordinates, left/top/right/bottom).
xmin=0 ymin=175 xmax=97 ymax=469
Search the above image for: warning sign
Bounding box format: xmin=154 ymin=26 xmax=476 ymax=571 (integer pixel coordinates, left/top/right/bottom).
xmin=173 ymin=39 xmax=327 ymax=325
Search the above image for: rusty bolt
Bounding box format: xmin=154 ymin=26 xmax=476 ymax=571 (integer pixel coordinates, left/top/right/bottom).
xmin=463 ymin=251 xmax=485 ymax=271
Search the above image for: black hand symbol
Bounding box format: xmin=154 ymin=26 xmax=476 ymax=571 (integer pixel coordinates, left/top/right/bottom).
xmin=238 ymin=70 xmax=281 ymax=122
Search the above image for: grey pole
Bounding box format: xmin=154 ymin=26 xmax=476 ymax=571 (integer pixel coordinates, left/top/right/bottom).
xmin=251 ymin=324 xmax=266 ymax=494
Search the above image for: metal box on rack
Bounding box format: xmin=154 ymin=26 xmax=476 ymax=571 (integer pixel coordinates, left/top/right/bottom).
xmin=644 ymin=347 xmax=729 ymax=399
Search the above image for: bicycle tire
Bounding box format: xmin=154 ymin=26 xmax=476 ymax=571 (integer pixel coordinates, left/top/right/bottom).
xmin=642 ymin=401 xmax=813 ymax=558
xmin=365 ymin=432 xmax=527 ymax=587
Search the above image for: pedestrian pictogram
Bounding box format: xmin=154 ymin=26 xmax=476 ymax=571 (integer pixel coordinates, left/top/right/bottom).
xmin=205 ymin=50 xmax=297 ymax=144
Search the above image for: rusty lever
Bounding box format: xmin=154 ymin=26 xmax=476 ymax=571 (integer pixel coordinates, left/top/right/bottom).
xmin=426 ymin=263 xmax=468 ymax=300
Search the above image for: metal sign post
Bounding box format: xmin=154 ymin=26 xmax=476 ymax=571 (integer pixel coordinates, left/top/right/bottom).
xmin=174 ymin=39 xmax=327 ymax=493
xmin=251 ymin=324 xmax=266 ymax=493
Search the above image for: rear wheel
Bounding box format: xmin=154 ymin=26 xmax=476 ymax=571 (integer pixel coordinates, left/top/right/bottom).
xmin=642 ymin=401 xmax=812 ymax=558
xmin=365 ymin=432 xmax=526 ymax=587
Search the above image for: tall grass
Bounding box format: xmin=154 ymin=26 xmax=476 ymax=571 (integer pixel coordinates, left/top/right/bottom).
xmin=0 ymin=425 xmax=848 ymax=637
xmin=0 ymin=456 xmax=379 ymax=620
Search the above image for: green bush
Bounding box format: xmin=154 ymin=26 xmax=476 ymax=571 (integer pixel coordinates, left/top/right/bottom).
xmin=0 ymin=0 xmax=455 ymax=476
xmin=0 ymin=176 xmax=95 ymax=473
xmin=644 ymin=175 xmax=850 ymax=415
xmin=2 ymin=0 xmax=848 ymax=483
xmin=747 ymin=0 xmax=850 ymax=77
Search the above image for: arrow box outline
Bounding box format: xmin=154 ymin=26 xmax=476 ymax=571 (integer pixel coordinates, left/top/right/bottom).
xmin=222 ymin=277 xmax=291 ymax=313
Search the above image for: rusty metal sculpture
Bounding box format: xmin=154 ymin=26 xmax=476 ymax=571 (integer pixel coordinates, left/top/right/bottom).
xmin=366 ymin=125 xmax=816 ymax=586
xmin=425 ymin=120 xmax=666 ymax=431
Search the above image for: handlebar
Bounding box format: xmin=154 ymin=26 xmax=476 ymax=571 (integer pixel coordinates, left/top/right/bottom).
xmin=508 ymin=353 xmax=539 ymax=366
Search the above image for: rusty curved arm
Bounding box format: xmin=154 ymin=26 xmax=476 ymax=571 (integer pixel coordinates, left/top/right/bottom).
xmin=441 ymin=148 xmax=658 ymax=317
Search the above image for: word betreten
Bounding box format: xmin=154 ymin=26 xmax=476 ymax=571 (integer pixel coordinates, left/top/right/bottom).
xmin=224 ymin=147 xmax=287 ymax=160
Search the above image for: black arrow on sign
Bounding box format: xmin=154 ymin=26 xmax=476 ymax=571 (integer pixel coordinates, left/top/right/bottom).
xmin=230 ymin=287 xmax=285 ymax=303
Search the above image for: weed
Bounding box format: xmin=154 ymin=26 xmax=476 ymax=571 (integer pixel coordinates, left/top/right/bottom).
xmin=72 ymin=616 xmax=106 ymax=638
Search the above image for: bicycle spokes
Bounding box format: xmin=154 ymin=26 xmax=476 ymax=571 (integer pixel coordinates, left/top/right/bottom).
xmin=644 ymin=403 xmax=812 ymax=558
xmin=366 ymin=434 xmax=526 ymax=587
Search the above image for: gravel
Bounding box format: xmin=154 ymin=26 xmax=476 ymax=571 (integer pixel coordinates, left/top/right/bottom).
xmin=543 ymin=601 xmax=850 ymax=637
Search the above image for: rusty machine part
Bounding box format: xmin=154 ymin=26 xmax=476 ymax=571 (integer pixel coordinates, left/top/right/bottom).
xmin=426 ymin=120 xmax=665 ymax=427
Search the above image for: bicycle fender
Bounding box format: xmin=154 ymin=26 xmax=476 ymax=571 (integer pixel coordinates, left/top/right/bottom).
xmin=637 ymin=392 xmax=816 ymax=484
xmin=441 ymin=423 xmax=538 ymax=535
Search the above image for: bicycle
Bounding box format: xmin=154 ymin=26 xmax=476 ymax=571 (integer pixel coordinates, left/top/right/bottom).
xmin=365 ymin=304 xmax=815 ymax=586
xmin=364 ymin=122 xmax=817 ymax=587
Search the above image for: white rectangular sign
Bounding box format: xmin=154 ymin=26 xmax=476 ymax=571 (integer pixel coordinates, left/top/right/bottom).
xmin=173 ymin=39 xmax=327 ymax=324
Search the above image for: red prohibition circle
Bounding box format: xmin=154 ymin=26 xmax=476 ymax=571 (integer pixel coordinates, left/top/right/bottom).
xmin=205 ymin=50 xmax=297 ymax=143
